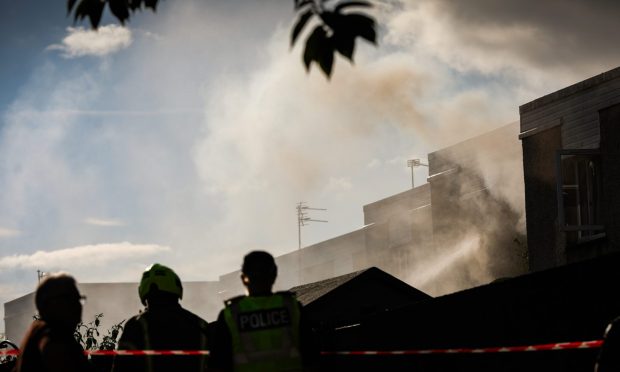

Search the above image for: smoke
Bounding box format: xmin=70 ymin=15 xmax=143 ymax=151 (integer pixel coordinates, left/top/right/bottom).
xmin=191 ymin=0 xmax=618 ymax=294
xmin=411 ymin=234 xmax=481 ymax=289
xmin=390 ymin=123 xmax=528 ymax=296
xmin=384 ymin=0 xmax=620 ymax=94
xmin=2 ymin=0 xmax=619 ymax=332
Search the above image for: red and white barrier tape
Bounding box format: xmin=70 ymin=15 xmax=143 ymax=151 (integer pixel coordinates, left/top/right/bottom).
xmin=89 ymin=350 xmax=210 ymax=356
xmin=0 ymin=349 xmax=209 ymax=357
xmin=321 ymin=340 xmax=604 ymax=356
xmin=0 ymin=340 xmax=604 ymax=357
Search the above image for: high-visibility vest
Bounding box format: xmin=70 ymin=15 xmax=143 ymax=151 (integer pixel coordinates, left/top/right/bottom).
xmin=223 ymin=293 xmax=302 ymax=372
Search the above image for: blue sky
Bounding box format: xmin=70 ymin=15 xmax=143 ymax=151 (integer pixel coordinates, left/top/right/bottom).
xmin=1 ymin=0 xmax=619 ymax=333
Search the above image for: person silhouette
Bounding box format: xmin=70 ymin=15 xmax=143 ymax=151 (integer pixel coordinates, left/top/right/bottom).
xmin=209 ymin=251 xmax=316 ymax=372
xmin=112 ymin=263 xmax=209 ymax=372
xmin=14 ymin=273 xmax=93 ymax=372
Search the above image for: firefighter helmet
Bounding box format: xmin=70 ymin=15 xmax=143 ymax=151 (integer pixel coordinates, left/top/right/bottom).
xmin=138 ymin=263 xmax=183 ymax=305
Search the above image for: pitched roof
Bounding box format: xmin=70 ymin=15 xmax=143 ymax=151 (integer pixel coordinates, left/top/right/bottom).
xmin=290 ymin=267 xmax=431 ymax=307
xmin=290 ymin=269 xmax=368 ymax=306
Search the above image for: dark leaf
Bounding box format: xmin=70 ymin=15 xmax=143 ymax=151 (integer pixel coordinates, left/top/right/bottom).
xmin=73 ymin=0 xmax=88 ymax=22
xmin=335 ymin=0 xmax=372 ymax=12
xmin=343 ymin=13 xmax=376 ymax=44
xmin=73 ymin=0 xmax=106 ymax=29
xmin=144 ymin=0 xmax=158 ymax=11
xmin=295 ymin=0 xmax=313 ymax=10
xmin=95 ymin=317 xmax=100 ymax=327
xmin=291 ymin=9 xmax=314 ymax=47
xmin=128 ymin=0 xmax=142 ymax=11
xmin=303 ymin=26 xmax=335 ymax=78
xmin=109 ymin=0 xmax=130 ymax=24
xmin=318 ymin=44 xmax=334 ymax=78
xmin=303 ymin=26 xmax=328 ymax=71
xmin=318 ymin=10 xmax=338 ymax=29
xmin=334 ymin=32 xmax=355 ymax=61
xmin=67 ymin=0 xmax=78 ymax=14
xmin=86 ymin=338 xmax=92 ymax=350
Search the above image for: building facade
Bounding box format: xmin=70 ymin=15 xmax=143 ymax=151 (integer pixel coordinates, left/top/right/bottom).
xmin=520 ymin=66 xmax=620 ymax=271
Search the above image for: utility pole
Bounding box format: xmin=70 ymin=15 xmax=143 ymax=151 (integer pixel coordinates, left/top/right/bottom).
xmin=296 ymin=202 xmax=327 ymax=285
xmin=407 ymin=158 xmax=429 ymax=188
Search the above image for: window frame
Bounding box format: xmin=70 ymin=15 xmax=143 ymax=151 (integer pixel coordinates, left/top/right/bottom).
xmin=555 ymin=149 xmax=604 ymax=233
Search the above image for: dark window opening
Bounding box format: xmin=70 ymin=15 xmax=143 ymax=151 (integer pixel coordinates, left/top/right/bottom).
xmin=556 ymin=150 xmax=604 ymax=244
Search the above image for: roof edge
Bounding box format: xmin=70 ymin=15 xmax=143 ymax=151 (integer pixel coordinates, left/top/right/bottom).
xmin=519 ymin=66 xmax=620 ymax=114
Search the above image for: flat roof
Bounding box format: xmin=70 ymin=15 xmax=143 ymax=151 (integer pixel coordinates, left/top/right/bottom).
xmin=519 ymin=66 xmax=620 ymax=114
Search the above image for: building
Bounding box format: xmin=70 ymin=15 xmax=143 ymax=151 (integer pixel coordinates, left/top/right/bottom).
xmin=4 ymin=281 xmax=220 ymax=343
xmin=520 ymin=66 xmax=620 ymax=271
xmin=217 ymin=227 xmax=368 ymax=299
xmin=325 ymin=251 xmax=620 ymax=372
xmin=320 ymin=65 xmax=620 ymax=372
xmin=362 ymin=183 xmax=433 ymax=282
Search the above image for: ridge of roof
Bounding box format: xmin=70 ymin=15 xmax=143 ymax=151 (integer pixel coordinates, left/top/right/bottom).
xmin=290 ymin=269 xmax=370 ymax=305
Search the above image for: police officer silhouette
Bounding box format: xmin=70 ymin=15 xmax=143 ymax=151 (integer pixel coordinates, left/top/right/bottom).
xmin=209 ymin=251 xmax=315 ymax=372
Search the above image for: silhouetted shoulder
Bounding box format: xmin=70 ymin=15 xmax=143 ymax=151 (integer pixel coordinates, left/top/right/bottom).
xmin=224 ymin=295 xmax=245 ymax=307
xmin=179 ymin=307 xmax=209 ymax=329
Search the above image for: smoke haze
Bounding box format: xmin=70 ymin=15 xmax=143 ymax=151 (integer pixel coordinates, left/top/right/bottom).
xmin=1 ymin=0 xmax=620 ymax=332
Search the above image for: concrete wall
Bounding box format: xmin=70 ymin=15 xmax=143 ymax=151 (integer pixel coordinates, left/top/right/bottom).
xmin=362 ymin=184 xmax=434 ymax=282
xmin=217 ymin=228 xmax=367 ymax=299
xmin=363 ymin=184 xmax=431 ymax=226
xmin=3 ymin=292 xmax=35 ymax=343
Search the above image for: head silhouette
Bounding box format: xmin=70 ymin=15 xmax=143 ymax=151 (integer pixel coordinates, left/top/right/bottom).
xmin=138 ymin=263 xmax=183 ymax=307
xmin=241 ymin=251 xmax=277 ymax=296
xmin=35 ymin=273 xmax=83 ymax=330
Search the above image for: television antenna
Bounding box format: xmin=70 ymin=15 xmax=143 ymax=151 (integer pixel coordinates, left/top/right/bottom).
xmin=296 ymin=202 xmax=327 ymax=284
xmin=407 ymin=158 xmax=429 ymax=188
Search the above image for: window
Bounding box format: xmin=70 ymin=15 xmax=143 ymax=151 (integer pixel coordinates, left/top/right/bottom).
xmin=556 ymin=149 xmax=604 ymax=243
